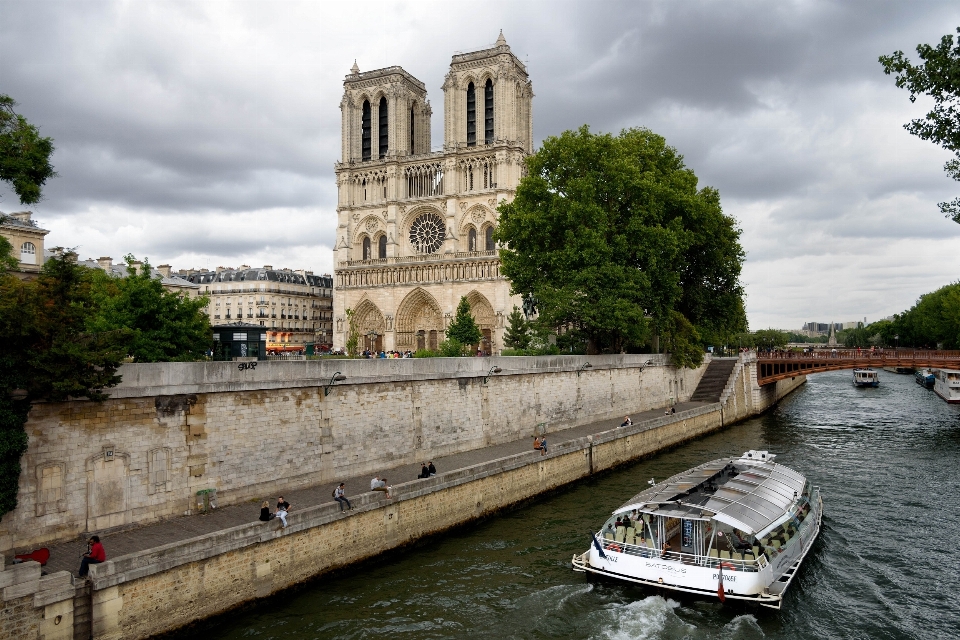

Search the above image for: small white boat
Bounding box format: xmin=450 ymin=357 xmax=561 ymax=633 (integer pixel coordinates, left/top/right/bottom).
xmin=572 ymin=451 xmax=822 ymax=609
xmin=915 ymin=369 xmax=935 ymax=389
xmin=933 ymin=368 xmax=960 ymax=403
xmin=853 ymin=368 xmax=879 ymax=387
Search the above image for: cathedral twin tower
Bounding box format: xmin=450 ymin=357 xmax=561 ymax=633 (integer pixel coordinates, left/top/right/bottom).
xmin=333 ymin=32 xmax=534 ymax=353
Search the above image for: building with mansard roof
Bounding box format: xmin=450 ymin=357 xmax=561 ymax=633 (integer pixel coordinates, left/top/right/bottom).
xmin=333 ymin=32 xmax=533 ymax=353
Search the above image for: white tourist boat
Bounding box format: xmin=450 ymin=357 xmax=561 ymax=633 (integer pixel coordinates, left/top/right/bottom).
xmin=572 ymin=451 xmax=822 ymax=609
xmin=933 ymin=368 xmax=960 ymax=403
xmin=853 ymin=368 xmax=880 ymax=387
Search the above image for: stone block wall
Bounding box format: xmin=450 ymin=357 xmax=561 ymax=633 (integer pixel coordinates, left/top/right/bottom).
xmin=3 ymin=355 xmax=705 ymax=553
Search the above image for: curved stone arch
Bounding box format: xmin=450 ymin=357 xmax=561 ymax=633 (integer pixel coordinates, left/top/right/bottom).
xmin=353 ymin=297 xmax=386 ymax=333
xmin=480 ymin=221 xmax=497 ymax=251
xmin=395 ymin=287 xmax=444 ymax=350
xmin=400 ymin=205 xmax=447 ymax=255
xmin=461 ymin=74 xmax=479 ymax=91
xmin=477 ymin=71 xmax=496 ymax=87
xmin=354 ymin=231 xmax=372 ymax=260
xmin=459 ymin=204 xmax=492 ymax=235
xmin=465 ymin=290 xmax=497 ymax=352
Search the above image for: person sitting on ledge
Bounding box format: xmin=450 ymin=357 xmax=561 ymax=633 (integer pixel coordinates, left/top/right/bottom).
xmin=275 ymin=496 xmax=290 ymax=528
xmin=620 ymin=416 xmax=633 ymax=427
xmin=428 ymin=461 xmax=437 ymax=476
xmin=78 ymin=535 xmax=105 ymax=578
xmin=418 ymin=463 xmax=430 ymax=479
xmin=371 ymin=476 xmax=391 ymax=498
xmin=259 ymin=501 xmax=274 ymax=522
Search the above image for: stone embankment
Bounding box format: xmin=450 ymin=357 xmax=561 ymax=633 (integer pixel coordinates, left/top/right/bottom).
xmin=1 ymin=352 xmax=803 ymax=639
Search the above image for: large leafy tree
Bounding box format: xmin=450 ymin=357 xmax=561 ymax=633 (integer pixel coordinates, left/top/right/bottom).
xmin=496 ymin=126 xmax=746 ymax=364
xmin=883 ymin=282 xmax=960 ymax=349
xmin=0 ymin=94 xmax=56 ymax=205
xmin=88 ymin=256 xmax=211 ymax=362
xmin=880 ymin=29 xmax=960 ymax=223
xmin=0 ymin=249 xmax=130 ymax=518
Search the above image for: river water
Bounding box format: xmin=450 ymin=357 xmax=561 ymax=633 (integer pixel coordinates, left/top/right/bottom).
xmin=196 ymin=369 xmax=960 ymax=640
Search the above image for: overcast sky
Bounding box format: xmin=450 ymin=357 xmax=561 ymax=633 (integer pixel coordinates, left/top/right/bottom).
xmin=2 ymin=0 xmax=959 ymax=330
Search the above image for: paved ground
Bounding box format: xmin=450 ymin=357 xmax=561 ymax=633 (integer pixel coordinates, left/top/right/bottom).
xmin=32 ymin=401 xmax=708 ymax=576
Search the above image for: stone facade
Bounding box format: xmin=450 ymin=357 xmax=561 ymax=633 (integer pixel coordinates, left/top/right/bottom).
xmin=333 ymin=32 xmax=534 ymax=353
xmin=182 ymin=266 xmax=334 ymax=350
xmin=3 ymin=355 xmax=701 ymax=554
xmin=0 ymin=211 xmax=49 ymax=279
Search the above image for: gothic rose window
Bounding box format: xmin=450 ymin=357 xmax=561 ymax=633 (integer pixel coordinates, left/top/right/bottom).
xmin=409 ymin=212 xmax=445 ymax=254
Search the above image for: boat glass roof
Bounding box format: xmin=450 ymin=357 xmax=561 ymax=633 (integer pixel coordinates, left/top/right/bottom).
xmin=615 ymin=452 xmax=807 ymax=535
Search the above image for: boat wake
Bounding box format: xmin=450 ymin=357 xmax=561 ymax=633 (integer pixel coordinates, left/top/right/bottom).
xmin=593 ymin=596 xmax=766 ymax=639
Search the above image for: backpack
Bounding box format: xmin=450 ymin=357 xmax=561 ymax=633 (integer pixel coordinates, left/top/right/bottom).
xmin=332 ymin=489 xmax=337 ymax=498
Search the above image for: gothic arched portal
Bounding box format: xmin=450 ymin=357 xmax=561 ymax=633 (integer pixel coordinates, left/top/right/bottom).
xmin=465 ymin=290 xmax=496 ymax=352
xmin=396 ymin=288 xmax=444 ymax=350
xmin=353 ymin=298 xmax=386 ymax=352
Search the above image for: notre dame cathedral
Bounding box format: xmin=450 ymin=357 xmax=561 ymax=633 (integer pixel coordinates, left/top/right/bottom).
xmin=333 ymin=32 xmax=533 ymax=353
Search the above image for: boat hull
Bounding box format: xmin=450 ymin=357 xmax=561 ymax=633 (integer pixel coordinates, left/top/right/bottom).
xmin=933 ymin=369 xmax=960 ymax=403
xmin=573 ymin=491 xmax=823 ymax=609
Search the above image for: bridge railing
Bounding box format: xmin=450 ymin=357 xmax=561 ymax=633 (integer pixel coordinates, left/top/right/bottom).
xmin=755 ymin=348 xmax=960 ymax=361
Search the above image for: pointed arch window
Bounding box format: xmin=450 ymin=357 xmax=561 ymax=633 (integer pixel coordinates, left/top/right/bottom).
xmin=466 ymin=82 xmax=476 ymax=147
xmin=362 ymin=237 xmax=371 ymax=260
xmin=485 ymin=226 xmax=495 ymax=251
xmin=410 ymin=104 xmax=416 ymax=153
xmin=378 ymin=96 xmax=388 ymax=159
xmin=361 ymin=100 xmax=372 ymax=161
xmin=484 ymin=79 xmax=494 ymax=144
xmin=468 ymin=227 xmax=477 ymax=252
xmin=378 ymin=235 xmax=387 ymax=259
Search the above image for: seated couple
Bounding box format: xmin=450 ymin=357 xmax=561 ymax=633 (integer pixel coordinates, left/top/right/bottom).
xmin=533 ymin=436 xmax=548 ymax=455
xmin=417 ymin=461 xmax=437 ymax=479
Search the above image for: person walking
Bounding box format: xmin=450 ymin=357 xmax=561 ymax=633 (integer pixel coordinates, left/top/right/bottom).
xmin=333 ymin=483 xmax=352 ymax=512
xmin=78 ymin=535 xmax=106 ymax=578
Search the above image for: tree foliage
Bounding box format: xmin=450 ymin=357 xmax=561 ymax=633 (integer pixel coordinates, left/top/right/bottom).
xmin=880 ymin=282 xmax=960 ymax=349
xmin=0 ymin=249 xmax=130 ymax=518
xmin=880 ymin=29 xmax=960 ymax=223
xmin=0 ymin=94 xmax=56 ymax=205
xmin=495 ymin=126 xmax=746 ymax=364
xmin=503 ymin=305 xmax=531 ymax=350
xmin=445 ymin=296 xmax=482 ymax=348
xmin=87 ymin=255 xmax=211 ymax=362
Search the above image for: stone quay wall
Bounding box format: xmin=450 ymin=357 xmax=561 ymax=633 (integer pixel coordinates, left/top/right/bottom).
xmin=4 ymin=354 xmax=705 ymax=554
xmin=1 ymin=355 xmax=806 ymax=640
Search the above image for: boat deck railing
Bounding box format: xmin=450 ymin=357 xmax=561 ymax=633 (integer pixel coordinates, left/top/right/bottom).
xmin=597 ymin=533 xmax=769 ymax=573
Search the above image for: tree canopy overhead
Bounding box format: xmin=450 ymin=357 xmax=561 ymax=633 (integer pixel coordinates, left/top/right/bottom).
xmin=880 ymin=28 xmax=960 ymax=223
xmin=495 ymin=126 xmax=746 ymax=365
xmin=0 ymin=94 xmax=56 ymax=205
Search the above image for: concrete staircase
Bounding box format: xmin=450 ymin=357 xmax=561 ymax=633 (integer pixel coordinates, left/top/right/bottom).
xmin=690 ymin=358 xmax=738 ymax=403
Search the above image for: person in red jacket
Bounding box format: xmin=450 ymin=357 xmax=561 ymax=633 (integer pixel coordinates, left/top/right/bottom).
xmin=78 ymin=535 xmax=106 ymax=577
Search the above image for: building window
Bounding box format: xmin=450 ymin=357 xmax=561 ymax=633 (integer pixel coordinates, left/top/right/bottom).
xmin=485 ymin=226 xmax=495 ymax=251
xmin=378 ymin=96 xmax=388 ymax=159
xmin=468 ymin=227 xmax=477 ymax=252
xmin=410 ymin=104 xmax=416 ymax=153
xmin=466 ymin=82 xmax=476 ymax=147
xmin=362 ymin=100 xmax=372 ymax=161
xmin=363 ymin=237 xmax=371 ymax=260
xmin=378 ymin=235 xmax=387 ymax=259
xmin=20 ymin=241 xmax=36 ymax=264
xmin=484 ymin=79 xmax=494 ymax=144
xmin=409 ymin=212 xmax=445 ymax=254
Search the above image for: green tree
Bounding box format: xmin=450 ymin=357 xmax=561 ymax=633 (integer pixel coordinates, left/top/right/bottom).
xmin=880 ymin=29 xmax=960 ymax=223
xmin=886 ymin=282 xmax=960 ymax=348
xmin=842 ymin=322 xmax=873 ymax=348
xmin=495 ymin=125 xmax=746 ymax=362
xmin=503 ymin=305 xmax=531 ymax=350
xmin=753 ymin=329 xmax=788 ymax=350
xmin=344 ymin=308 xmax=359 ymax=356
xmin=0 ymin=249 xmax=129 ymax=518
xmin=88 ymin=255 xmax=211 ymax=362
xmin=445 ymin=296 xmax=482 ymax=349
xmin=0 ymin=95 xmax=56 ymax=205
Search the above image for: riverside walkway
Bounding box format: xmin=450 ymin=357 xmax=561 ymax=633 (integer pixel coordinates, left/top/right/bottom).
xmin=36 ymin=401 xmax=709 ymax=577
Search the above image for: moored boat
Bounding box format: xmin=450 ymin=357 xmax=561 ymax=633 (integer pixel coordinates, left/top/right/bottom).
xmin=572 ymin=451 xmax=822 ymax=609
xmin=915 ymin=369 xmax=935 ymax=389
xmin=853 ymin=368 xmax=879 ymax=387
xmin=933 ymin=368 xmax=960 ymax=403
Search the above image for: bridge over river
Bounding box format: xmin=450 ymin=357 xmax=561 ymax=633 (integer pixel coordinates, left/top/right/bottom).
xmin=757 ymin=348 xmax=960 ymax=385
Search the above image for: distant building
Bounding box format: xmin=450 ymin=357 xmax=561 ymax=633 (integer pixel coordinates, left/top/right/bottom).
xmin=0 ymin=211 xmax=49 ymax=280
xmin=183 ymin=266 xmax=334 ymax=351
xmin=78 ymin=256 xmax=200 ymax=297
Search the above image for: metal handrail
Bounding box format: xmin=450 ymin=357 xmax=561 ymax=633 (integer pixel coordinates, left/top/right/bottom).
xmin=596 ymin=532 xmax=766 ymax=572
